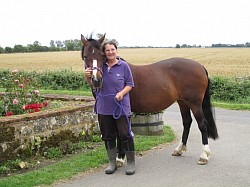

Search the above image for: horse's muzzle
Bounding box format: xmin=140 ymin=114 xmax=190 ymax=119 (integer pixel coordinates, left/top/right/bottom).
xmin=91 ymin=77 xmax=103 ymax=89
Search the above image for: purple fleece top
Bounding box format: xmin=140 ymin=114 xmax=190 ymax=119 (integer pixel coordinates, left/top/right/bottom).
xmin=94 ymin=58 xmax=134 ymax=116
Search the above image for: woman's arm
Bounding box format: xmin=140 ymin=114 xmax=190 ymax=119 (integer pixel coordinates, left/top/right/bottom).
xmin=115 ymin=86 xmax=132 ymax=101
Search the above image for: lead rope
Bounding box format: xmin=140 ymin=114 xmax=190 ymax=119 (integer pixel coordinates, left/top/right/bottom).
xmin=96 ymin=93 xmax=134 ymax=140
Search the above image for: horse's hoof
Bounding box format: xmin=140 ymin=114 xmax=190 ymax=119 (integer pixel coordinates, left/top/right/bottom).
xmin=197 ymin=158 xmax=208 ymax=165
xmin=172 ymin=150 xmax=182 ymax=156
xmin=116 ymin=157 xmax=126 ymax=167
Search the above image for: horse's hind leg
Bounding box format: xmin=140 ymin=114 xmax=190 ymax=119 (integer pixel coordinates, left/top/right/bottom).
xmin=172 ymin=101 xmax=192 ymax=156
xmin=190 ymin=105 xmax=211 ymax=165
xmin=116 ymin=138 xmax=126 ymax=167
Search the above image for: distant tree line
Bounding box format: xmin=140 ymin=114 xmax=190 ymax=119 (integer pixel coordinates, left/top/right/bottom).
xmin=211 ymin=43 xmax=250 ymax=48
xmin=0 ymin=39 xmax=82 ymax=54
xmin=0 ymin=33 xmax=119 ymax=54
xmin=1 ymin=37 xmax=250 ymax=54
xmin=175 ymin=42 xmax=250 ymax=48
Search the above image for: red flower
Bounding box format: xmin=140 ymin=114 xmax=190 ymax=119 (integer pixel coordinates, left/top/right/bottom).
xmin=30 ymin=103 xmax=36 ymax=109
xmin=34 ymin=108 xmax=40 ymax=112
xmin=37 ymin=103 xmax=43 ymax=108
xmin=43 ymin=101 xmax=48 ymax=107
xmin=6 ymin=111 xmax=13 ymax=116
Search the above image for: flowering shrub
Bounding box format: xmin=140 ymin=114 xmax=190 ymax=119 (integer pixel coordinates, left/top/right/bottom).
xmin=0 ymin=70 xmax=48 ymax=116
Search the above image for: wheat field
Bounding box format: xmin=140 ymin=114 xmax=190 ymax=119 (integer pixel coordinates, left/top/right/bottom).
xmin=0 ymin=48 xmax=249 ymax=77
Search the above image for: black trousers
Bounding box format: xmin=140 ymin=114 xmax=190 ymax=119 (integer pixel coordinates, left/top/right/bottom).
xmin=98 ymin=114 xmax=133 ymax=143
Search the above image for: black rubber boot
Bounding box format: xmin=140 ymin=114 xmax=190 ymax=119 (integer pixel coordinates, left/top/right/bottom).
xmin=124 ymin=141 xmax=135 ymax=175
xmin=105 ymin=141 xmax=117 ymax=174
xmin=125 ymin=151 xmax=135 ymax=175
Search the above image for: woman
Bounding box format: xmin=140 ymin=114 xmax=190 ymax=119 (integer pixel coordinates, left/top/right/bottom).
xmin=85 ymin=41 xmax=135 ymax=175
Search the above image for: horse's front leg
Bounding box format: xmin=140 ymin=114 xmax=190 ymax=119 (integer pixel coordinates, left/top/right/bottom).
xmin=172 ymin=102 xmax=192 ymax=156
xmin=172 ymin=141 xmax=187 ymax=156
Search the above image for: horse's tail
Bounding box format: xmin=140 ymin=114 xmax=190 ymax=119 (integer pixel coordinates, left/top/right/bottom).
xmin=202 ymin=68 xmax=219 ymax=140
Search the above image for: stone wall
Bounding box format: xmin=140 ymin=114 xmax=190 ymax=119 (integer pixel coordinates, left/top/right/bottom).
xmin=0 ymin=95 xmax=98 ymax=163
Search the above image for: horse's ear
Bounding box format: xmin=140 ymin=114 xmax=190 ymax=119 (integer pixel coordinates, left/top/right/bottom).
xmin=98 ymin=33 xmax=106 ymax=44
xmin=81 ymin=34 xmax=89 ymax=46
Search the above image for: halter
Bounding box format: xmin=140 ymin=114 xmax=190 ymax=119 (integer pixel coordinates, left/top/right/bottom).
xmin=84 ymin=59 xmax=103 ymax=74
xmin=84 ymin=59 xmax=103 ymax=89
xmin=91 ymin=66 xmax=103 ymax=74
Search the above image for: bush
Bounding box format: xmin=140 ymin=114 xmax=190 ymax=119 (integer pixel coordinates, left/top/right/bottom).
xmin=39 ymin=69 xmax=88 ymax=90
xmin=211 ymin=76 xmax=250 ymax=103
xmin=0 ymin=69 xmax=89 ymax=91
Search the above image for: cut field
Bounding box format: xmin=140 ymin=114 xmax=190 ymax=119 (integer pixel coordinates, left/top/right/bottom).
xmin=0 ymin=48 xmax=249 ymax=77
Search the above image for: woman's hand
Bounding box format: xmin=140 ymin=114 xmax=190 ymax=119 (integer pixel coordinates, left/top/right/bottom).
xmin=115 ymin=91 xmax=124 ymax=101
xmin=85 ymin=67 xmax=92 ymax=78
xmin=115 ymin=86 xmax=132 ymax=101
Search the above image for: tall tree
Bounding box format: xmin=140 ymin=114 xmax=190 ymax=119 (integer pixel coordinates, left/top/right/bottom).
xmin=50 ymin=40 xmax=55 ymax=47
xmin=5 ymin=47 xmax=12 ymax=53
xmin=0 ymin=46 xmax=4 ymax=53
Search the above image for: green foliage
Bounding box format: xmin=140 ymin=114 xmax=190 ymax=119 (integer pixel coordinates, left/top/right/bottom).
xmin=0 ymin=69 xmax=90 ymax=91
xmin=0 ymin=159 xmax=22 ymax=175
xmin=13 ymin=45 xmax=28 ymax=53
xmin=45 ymin=147 xmax=63 ymax=159
xmin=0 ymin=100 xmax=4 ymax=116
xmin=0 ymin=46 xmax=4 ymax=54
xmin=91 ymin=134 xmax=102 ymax=142
xmin=28 ymin=137 xmax=42 ymax=156
xmin=213 ymin=101 xmax=250 ymax=110
xmin=4 ymin=47 xmax=12 ymax=53
xmin=211 ymin=76 xmax=250 ymax=103
xmin=39 ymin=69 xmax=88 ymax=90
xmin=0 ymin=39 xmax=83 ymax=54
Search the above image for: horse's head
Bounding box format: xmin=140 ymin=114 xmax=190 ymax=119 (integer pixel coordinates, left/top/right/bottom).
xmin=81 ymin=34 xmax=105 ymax=89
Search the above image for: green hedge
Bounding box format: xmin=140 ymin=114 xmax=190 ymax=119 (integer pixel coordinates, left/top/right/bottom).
xmin=0 ymin=69 xmax=90 ymax=91
xmin=39 ymin=70 xmax=89 ymax=90
xmin=210 ymin=76 xmax=250 ymax=103
xmin=0 ymin=70 xmax=249 ymax=103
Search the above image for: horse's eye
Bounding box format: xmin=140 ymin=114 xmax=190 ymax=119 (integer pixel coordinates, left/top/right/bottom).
xmin=83 ymin=56 xmax=87 ymax=59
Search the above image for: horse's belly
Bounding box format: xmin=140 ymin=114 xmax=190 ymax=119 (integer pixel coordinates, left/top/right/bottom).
xmin=130 ymin=99 xmax=173 ymax=113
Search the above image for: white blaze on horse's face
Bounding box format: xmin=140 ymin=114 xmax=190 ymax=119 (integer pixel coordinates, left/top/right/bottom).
xmin=92 ymin=59 xmax=98 ymax=81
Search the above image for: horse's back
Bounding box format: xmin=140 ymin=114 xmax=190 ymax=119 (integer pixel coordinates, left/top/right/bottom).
xmin=156 ymin=58 xmax=208 ymax=101
xmin=157 ymin=57 xmax=206 ymax=74
xmin=129 ymin=58 xmax=208 ymax=113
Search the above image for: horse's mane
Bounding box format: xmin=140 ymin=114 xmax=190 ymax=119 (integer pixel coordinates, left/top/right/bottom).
xmin=81 ymin=34 xmax=102 ymax=60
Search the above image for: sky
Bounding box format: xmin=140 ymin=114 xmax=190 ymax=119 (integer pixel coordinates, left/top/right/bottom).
xmin=1 ymin=0 xmax=250 ymax=47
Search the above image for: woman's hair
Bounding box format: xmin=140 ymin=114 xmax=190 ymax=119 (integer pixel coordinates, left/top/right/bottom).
xmin=101 ymin=41 xmax=127 ymax=62
xmin=102 ymin=41 xmax=118 ymax=53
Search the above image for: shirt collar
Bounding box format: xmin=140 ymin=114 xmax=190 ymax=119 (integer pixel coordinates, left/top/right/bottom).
xmin=104 ymin=56 xmax=122 ymax=66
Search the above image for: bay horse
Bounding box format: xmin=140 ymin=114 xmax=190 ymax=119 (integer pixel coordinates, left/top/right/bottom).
xmin=81 ymin=34 xmax=218 ymax=165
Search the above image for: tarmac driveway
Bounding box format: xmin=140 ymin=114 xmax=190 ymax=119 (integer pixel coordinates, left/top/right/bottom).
xmin=55 ymin=103 xmax=250 ymax=187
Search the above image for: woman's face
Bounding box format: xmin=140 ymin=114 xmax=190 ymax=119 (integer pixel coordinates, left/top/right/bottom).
xmin=104 ymin=44 xmax=117 ymax=61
